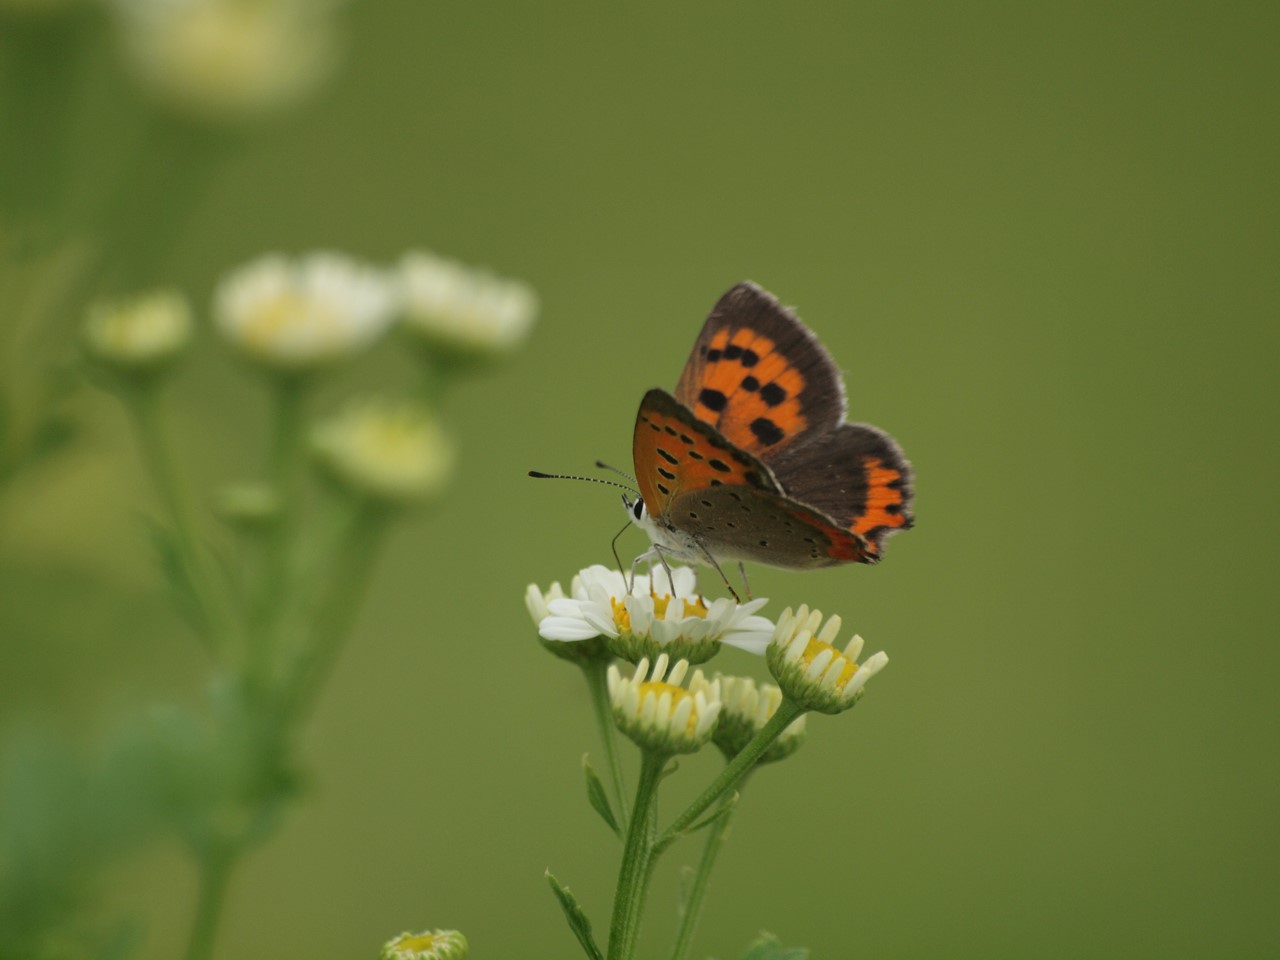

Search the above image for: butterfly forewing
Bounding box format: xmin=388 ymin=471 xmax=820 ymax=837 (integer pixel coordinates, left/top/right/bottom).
xmin=674 ymin=282 xmax=846 ymax=460
xmin=632 ymin=388 xmax=779 ymax=519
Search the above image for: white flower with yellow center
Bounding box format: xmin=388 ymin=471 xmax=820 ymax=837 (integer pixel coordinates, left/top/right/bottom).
xmin=713 ymin=674 xmax=808 ymax=763
xmin=766 ymin=605 xmax=888 ymax=714
xmin=536 ymin=564 xmax=773 ymax=664
xmin=398 ymin=250 xmax=538 ymax=357
xmin=381 ymin=928 xmax=467 ymax=960
xmin=311 ymin=399 xmax=453 ymax=504
xmin=607 ymin=654 xmax=721 ymax=755
xmin=83 ymin=290 xmax=193 ymax=371
xmin=112 ymin=0 xmax=339 ymax=120
xmin=215 ymin=252 xmax=397 ymax=369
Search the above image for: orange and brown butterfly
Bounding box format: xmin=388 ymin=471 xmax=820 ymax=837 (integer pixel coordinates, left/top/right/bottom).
xmin=626 ymin=281 xmax=913 ymax=582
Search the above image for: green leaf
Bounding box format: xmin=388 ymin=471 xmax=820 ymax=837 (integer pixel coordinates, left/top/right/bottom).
xmin=546 ymin=871 xmax=605 ymax=960
xmin=582 ymin=755 xmax=620 ymax=836
xmin=735 ymin=931 xmax=809 ymax=960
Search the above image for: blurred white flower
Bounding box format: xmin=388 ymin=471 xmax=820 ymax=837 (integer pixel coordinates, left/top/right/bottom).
xmin=607 ymin=654 xmax=721 ymax=755
xmin=536 ymin=564 xmax=773 ymax=664
xmin=112 ymin=0 xmax=340 ymax=120
xmin=311 ymin=399 xmax=453 ymax=504
xmin=215 ymin=252 xmax=397 ymax=369
xmin=766 ymin=605 xmax=888 ymax=714
xmin=83 ymin=289 xmax=193 ymax=371
xmin=398 ymin=250 xmax=538 ymax=357
xmin=381 ymin=929 xmax=468 ymax=960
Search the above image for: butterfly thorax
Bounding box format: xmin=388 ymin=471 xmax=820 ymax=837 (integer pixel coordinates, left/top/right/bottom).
xmin=625 ymin=496 xmax=705 ymax=564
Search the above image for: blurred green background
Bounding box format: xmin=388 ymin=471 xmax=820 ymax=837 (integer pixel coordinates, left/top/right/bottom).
xmin=2 ymin=1 xmax=1278 ymax=958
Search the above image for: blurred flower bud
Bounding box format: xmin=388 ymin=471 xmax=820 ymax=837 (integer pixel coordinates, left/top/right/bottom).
xmin=380 ymin=929 xmax=468 ymax=960
xmin=215 ymin=481 xmax=281 ymax=528
xmin=83 ymin=290 xmax=193 ymax=374
xmin=311 ymin=399 xmax=453 ymax=504
xmin=111 ymin=0 xmax=339 ymax=121
xmin=214 ymin=251 xmax=397 ymax=371
xmin=398 ymin=250 xmax=538 ymax=360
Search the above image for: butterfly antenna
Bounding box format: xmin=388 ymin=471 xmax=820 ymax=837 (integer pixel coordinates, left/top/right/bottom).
xmin=594 ymin=460 xmax=637 ymax=484
xmin=528 ymin=470 xmax=639 ymax=496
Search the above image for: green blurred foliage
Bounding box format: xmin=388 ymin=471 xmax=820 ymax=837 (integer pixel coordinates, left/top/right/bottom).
xmin=1 ymin=2 xmax=1278 ymax=959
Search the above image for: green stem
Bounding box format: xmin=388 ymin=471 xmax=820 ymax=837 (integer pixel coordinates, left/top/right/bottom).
xmin=183 ymin=839 xmax=239 ymax=960
xmin=581 ymin=658 xmax=629 ymax=823
xmin=608 ymin=752 xmax=666 ymax=960
xmin=247 ymin=378 xmax=307 ymax=680
xmin=277 ymin=502 xmax=389 ymax=726
xmin=660 ymin=700 xmax=804 ymax=846
xmin=128 ymin=382 xmax=236 ymax=655
xmin=669 ymin=780 xmax=746 ymax=960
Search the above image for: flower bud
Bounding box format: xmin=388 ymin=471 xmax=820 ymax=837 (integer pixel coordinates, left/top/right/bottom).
xmin=311 ymin=399 xmax=453 ymax=504
xmin=607 ymin=654 xmax=721 ymax=755
xmin=83 ymin=290 xmax=193 ymax=374
xmin=766 ymin=605 xmax=888 ymax=714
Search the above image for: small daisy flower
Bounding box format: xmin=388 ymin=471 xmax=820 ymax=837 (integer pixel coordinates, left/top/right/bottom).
xmin=398 ymin=250 xmax=538 ymax=358
xmin=381 ymin=929 xmax=467 ymax=960
xmin=214 ymin=252 xmax=397 ymax=370
xmin=311 ymin=399 xmax=453 ymax=504
xmin=607 ymin=654 xmax=721 ymax=755
xmin=536 ymin=564 xmax=773 ymax=664
xmin=112 ymin=0 xmax=338 ymax=120
xmin=526 ymin=581 xmax=608 ymax=663
xmin=83 ymin=290 xmax=193 ymax=373
xmin=713 ymin=674 xmax=808 ymax=764
xmin=766 ymin=605 xmax=889 ymax=715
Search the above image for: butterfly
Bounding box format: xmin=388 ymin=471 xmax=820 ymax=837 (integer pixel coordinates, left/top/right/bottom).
xmin=624 ymin=281 xmax=913 ymax=592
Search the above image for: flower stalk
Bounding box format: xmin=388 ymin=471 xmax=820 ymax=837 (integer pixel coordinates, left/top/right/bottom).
xmin=607 ymin=751 xmax=666 ymax=960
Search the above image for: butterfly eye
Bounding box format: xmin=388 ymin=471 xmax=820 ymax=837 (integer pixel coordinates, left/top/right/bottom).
xmin=632 ymin=498 xmax=645 ymax=521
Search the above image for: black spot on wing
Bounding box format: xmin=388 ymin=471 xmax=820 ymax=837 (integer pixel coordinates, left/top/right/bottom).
xmin=759 ymin=382 xmax=787 ymax=407
xmin=749 ymin=417 xmax=784 ymax=446
xmin=699 ymin=388 xmax=728 ymax=412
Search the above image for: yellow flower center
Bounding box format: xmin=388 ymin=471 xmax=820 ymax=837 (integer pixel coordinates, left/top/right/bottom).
xmin=802 ymin=638 xmax=857 ymax=689
xmin=244 ymin=291 xmax=339 ymax=347
xmin=637 ymin=681 xmax=698 ymax=733
xmin=396 ymin=934 xmax=439 ymax=951
xmin=610 ymin=593 xmax=709 ymax=633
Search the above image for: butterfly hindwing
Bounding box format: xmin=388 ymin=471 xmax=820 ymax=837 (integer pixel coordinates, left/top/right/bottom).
xmin=667 ymin=485 xmax=875 ymax=569
xmin=674 ymin=282 xmax=846 ymax=460
xmin=767 ymin=422 xmax=914 ymax=559
xmin=632 ymin=388 xmax=779 ymax=520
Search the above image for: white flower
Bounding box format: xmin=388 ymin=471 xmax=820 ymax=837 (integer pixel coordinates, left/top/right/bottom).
xmin=83 ymin=290 xmax=193 ymax=371
xmin=765 ymin=605 xmax=889 ymax=714
xmin=536 ymin=564 xmax=774 ymax=664
xmin=398 ymin=250 xmax=537 ymax=356
xmin=311 ymin=399 xmax=453 ymax=503
xmin=112 ymin=0 xmax=339 ymax=120
xmin=215 ymin=252 xmax=397 ymax=369
xmin=607 ymin=654 xmax=721 ymax=754
xmin=381 ymin=929 xmax=467 ymax=960
xmin=713 ymin=674 xmax=807 ymax=763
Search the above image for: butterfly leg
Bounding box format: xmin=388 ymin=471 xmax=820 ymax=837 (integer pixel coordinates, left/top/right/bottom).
xmin=694 ymin=544 xmax=742 ymax=603
xmin=737 ymin=562 xmax=753 ymax=600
